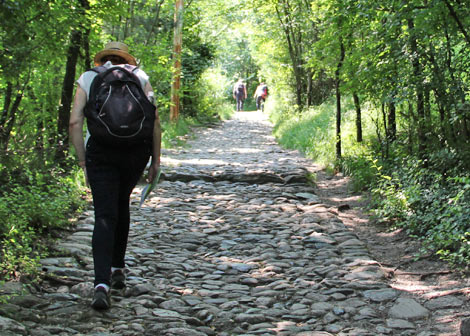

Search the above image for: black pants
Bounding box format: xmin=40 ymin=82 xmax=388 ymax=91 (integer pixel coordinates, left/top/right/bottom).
xmin=256 ymin=96 xmax=265 ymax=110
xmin=236 ymin=94 xmax=244 ymax=111
xmin=85 ymin=138 xmax=151 ymax=286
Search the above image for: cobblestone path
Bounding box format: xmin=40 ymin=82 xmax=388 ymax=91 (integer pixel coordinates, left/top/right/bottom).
xmin=0 ymin=112 xmax=467 ymax=335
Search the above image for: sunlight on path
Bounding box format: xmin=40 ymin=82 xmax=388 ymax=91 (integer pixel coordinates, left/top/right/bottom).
xmin=232 ymin=110 xmax=270 ymax=123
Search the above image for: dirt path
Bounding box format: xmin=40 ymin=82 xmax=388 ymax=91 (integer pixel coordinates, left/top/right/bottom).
xmin=0 ymin=110 xmax=468 ymax=336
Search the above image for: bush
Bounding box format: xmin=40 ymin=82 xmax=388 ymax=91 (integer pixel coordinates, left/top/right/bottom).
xmin=340 ymin=155 xmax=380 ymax=192
xmin=191 ymin=67 xmax=234 ymax=122
xmin=161 ymin=116 xmax=193 ymax=148
xmin=0 ymin=167 xmax=86 ymax=280
xmin=368 ymin=150 xmax=470 ymax=267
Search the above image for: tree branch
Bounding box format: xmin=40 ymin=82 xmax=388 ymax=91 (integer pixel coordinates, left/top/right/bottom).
xmin=443 ymin=0 xmax=470 ymax=46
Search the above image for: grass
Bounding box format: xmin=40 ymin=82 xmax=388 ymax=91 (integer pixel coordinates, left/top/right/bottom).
xmin=269 ymin=95 xmax=383 ymax=194
xmin=271 ymin=96 xmax=375 ymax=173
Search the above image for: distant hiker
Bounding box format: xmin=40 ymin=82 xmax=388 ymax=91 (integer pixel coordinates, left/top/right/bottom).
xmin=69 ymin=41 xmax=161 ymax=310
xmin=254 ymin=82 xmax=269 ymax=111
xmin=233 ymin=79 xmax=247 ymax=112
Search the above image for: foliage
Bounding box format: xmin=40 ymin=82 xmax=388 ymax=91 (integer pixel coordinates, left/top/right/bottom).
xmin=272 ymin=96 xmax=376 ymax=175
xmin=191 ymin=67 xmax=234 ymax=122
xmin=160 ymin=66 xmax=234 ymax=148
xmin=0 ymin=167 xmax=86 ymax=280
xmin=272 ymin=92 xmax=470 ymax=266
xmin=340 ymin=155 xmax=379 ymax=193
xmin=160 ymin=117 xmax=192 ymax=148
xmin=368 ymin=149 xmax=470 ymax=266
xmin=252 ymin=0 xmax=470 ymax=267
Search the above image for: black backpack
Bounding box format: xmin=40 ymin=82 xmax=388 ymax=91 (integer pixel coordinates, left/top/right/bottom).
xmin=84 ymin=65 xmax=156 ymax=147
xmin=235 ymin=82 xmax=245 ymax=94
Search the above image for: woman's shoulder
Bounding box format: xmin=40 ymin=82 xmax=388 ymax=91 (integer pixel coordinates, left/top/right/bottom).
xmin=133 ymin=67 xmax=149 ymax=80
xmin=77 ymin=70 xmax=98 ymax=92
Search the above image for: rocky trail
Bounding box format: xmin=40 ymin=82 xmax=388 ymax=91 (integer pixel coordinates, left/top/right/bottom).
xmin=1 ymin=111 xmax=469 ymax=336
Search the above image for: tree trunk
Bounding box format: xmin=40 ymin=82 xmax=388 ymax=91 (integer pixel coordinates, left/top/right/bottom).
xmin=145 ymin=0 xmax=165 ymax=46
xmin=56 ymin=0 xmax=89 ymax=160
xmin=0 ymin=88 xmax=23 ymax=151
xmin=83 ymin=29 xmax=91 ymax=69
xmin=407 ymin=102 xmax=414 ymax=155
xmin=123 ymin=0 xmax=135 ymax=40
xmin=275 ymin=1 xmax=303 ymax=108
xmin=306 ymin=71 xmax=313 ymax=107
xmin=387 ymin=102 xmax=396 ymax=142
xmin=1 ymin=82 xmax=12 ymax=126
xmin=428 ymin=38 xmax=453 ymax=146
xmin=382 ymin=103 xmax=389 ymax=158
xmin=170 ymin=0 xmax=184 ymax=122
xmin=443 ymin=22 xmax=462 ymax=144
xmin=335 ymin=38 xmax=345 ymax=160
xmin=353 ymin=93 xmax=362 ymax=142
xmin=443 ymin=0 xmax=470 ymax=47
xmin=79 ymin=0 xmax=91 ymax=69
xmin=56 ymin=30 xmax=82 ymax=161
xmin=408 ymin=18 xmax=426 ymax=157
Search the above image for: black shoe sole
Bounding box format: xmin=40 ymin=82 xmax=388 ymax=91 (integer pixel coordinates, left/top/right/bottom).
xmin=91 ymin=299 xmax=110 ymax=310
xmin=91 ymin=291 xmax=110 ymax=310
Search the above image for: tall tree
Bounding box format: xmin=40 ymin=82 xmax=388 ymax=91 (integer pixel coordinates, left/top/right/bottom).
xmin=407 ymin=17 xmax=427 ymax=157
xmin=335 ymin=36 xmax=345 ymax=159
xmin=353 ymin=93 xmax=363 ymax=142
xmin=57 ymin=31 xmax=82 ymax=160
xmin=170 ymin=0 xmax=184 ymax=122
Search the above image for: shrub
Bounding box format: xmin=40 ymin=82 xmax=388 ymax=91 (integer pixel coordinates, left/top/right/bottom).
xmin=0 ymin=167 xmax=86 ymax=280
xmin=368 ymin=150 xmax=470 ymax=266
xmin=340 ymin=154 xmax=378 ymax=192
xmin=192 ymin=67 xmax=234 ymax=122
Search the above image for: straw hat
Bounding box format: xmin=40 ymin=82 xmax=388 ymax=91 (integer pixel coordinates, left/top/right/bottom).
xmin=93 ymin=42 xmax=137 ymax=66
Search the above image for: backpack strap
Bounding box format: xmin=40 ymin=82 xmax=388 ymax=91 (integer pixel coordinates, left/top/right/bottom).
xmin=87 ymin=66 xmax=108 ymax=100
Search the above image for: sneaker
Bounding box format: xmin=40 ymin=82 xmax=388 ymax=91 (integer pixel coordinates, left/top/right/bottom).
xmin=111 ymin=269 xmax=126 ymax=289
xmin=91 ymin=286 xmax=110 ymax=310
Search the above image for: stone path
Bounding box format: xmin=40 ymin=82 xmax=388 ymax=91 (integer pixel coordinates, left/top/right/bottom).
xmin=0 ymin=111 xmax=467 ymax=335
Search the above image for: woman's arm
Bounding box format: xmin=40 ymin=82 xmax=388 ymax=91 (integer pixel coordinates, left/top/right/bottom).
xmin=69 ymin=86 xmax=87 ymax=167
xmin=144 ymin=82 xmax=162 ymax=183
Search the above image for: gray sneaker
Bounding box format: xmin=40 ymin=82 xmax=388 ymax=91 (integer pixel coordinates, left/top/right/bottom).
xmin=111 ymin=269 xmax=126 ymax=289
xmin=91 ymin=286 xmax=110 ymax=310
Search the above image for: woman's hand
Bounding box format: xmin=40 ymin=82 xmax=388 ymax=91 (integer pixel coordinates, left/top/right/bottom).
xmin=147 ymin=163 xmax=161 ymax=183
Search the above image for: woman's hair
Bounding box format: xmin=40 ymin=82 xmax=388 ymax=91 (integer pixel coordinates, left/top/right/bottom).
xmin=101 ymin=55 xmax=127 ymax=65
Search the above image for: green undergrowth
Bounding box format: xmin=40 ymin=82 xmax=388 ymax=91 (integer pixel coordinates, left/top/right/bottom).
xmin=0 ymin=164 xmax=87 ymax=281
xmin=271 ymin=96 xmax=376 ymax=179
xmin=161 ymin=116 xmax=194 ymax=148
xmin=370 ymin=150 xmax=470 ymax=268
xmin=271 ymin=101 xmax=336 ymax=168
